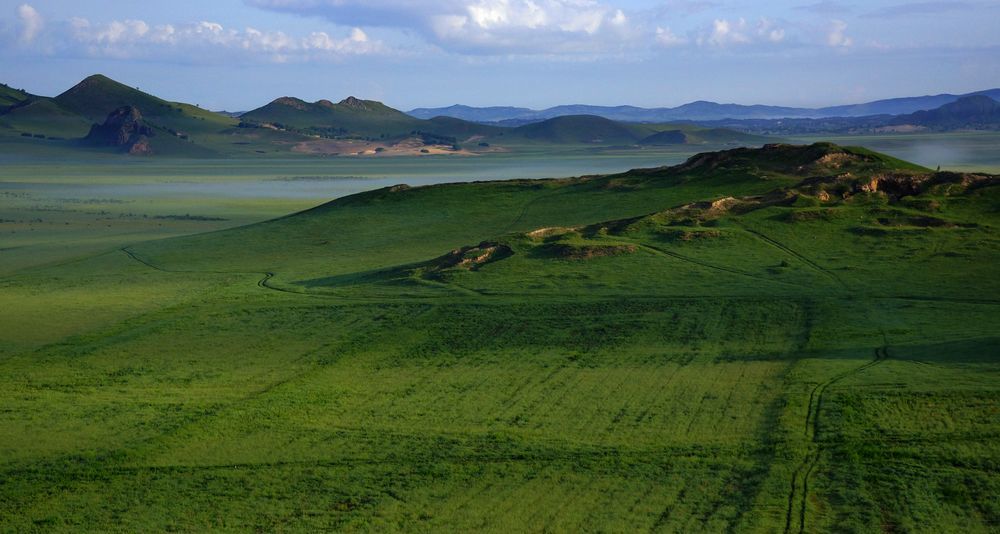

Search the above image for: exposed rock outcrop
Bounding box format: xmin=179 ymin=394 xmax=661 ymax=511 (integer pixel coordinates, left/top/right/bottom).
xmin=338 ymin=96 xmax=371 ymax=111
xmin=84 ymin=105 xmax=154 ymax=155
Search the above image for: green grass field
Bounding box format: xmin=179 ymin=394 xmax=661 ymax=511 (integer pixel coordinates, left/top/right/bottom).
xmin=0 ymin=141 xmax=998 ymax=532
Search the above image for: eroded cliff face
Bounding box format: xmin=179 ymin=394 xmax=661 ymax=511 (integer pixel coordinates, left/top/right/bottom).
xmin=85 ymin=105 xmax=154 ymax=155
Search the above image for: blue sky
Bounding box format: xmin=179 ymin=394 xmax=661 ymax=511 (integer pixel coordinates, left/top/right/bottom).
xmin=1 ymin=0 xmax=998 ymax=111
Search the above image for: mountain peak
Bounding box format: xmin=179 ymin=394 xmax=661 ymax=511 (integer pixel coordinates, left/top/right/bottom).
xmin=80 ymin=73 xmax=113 ymax=83
xmin=943 ymin=94 xmax=1000 ymax=112
xmin=55 ymin=74 xmax=166 ymax=121
xmin=338 ymin=96 xmax=371 ymax=110
xmin=62 ymin=74 xmax=128 ymax=96
xmin=271 ymin=97 xmax=308 ymax=109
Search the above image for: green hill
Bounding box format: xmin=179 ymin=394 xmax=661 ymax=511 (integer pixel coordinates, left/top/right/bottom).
xmin=55 ymin=74 xmax=174 ymax=121
xmin=56 ymin=75 xmax=236 ymax=138
xmin=891 ymin=95 xmax=1000 ymax=130
xmin=0 ymin=84 xmax=31 ymax=107
xmin=0 ymin=74 xmax=242 ymax=155
xmin=638 ymin=129 xmax=688 ymax=145
xmin=506 ymin=115 xmax=768 ymax=146
xmin=508 ymin=114 xmax=655 ymax=144
xmin=132 ymin=143 xmax=931 ymax=278
xmin=0 ymin=98 xmax=92 ymax=138
xmin=1 ymin=143 xmax=997 ymax=531
xmin=240 ymin=96 xmax=425 ymax=138
xmin=423 ymin=115 xmax=503 ymax=139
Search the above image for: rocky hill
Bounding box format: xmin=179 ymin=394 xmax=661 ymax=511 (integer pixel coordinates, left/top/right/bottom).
xmin=84 ymin=106 xmax=155 ymax=155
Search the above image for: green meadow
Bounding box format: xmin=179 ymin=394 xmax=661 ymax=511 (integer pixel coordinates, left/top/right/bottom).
xmin=1 ymin=140 xmax=998 ymax=532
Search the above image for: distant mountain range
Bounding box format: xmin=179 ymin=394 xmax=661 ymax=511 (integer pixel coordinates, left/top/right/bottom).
xmin=0 ymin=75 xmax=762 ymax=157
xmin=890 ymin=95 xmax=1000 ymax=130
xmin=682 ymin=95 xmax=1000 ymax=136
xmin=2 ymin=75 xmax=998 ymax=157
xmin=408 ymin=89 xmax=1000 ymax=123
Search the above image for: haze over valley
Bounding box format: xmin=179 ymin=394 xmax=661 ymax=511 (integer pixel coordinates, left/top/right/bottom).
xmin=1 ymin=1 xmax=998 ymax=532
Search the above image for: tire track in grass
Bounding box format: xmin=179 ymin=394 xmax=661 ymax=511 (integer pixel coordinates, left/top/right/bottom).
xmin=784 ymin=339 xmax=889 ymax=534
xmin=738 ymin=226 xmax=849 ymax=291
xmin=499 ymin=188 xmax=566 ymax=235
xmin=123 ymin=246 xmax=290 ymax=294
xmin=638 ymin=243 xmax=810 ymax=290
xmin=119 ymin=249 xmax=1000 ymax=308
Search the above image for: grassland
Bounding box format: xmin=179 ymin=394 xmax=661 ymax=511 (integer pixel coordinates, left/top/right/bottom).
xmin=0 ymin=142 xmax=998 ymax=532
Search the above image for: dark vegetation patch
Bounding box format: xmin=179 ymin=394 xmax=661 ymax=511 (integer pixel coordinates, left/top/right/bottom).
xmin=536 ymin=243 xmax=637 ymax=260
xmin=781 ymin=208 xmax=845 ymax=223
xmin=153 ymin=214 xmax=229 ymax=222
xmin=656 ymin=229 xmax=724 ymax=241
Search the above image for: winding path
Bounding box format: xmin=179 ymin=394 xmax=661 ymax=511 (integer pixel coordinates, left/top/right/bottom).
xmin=783 ymin=341 xmax=889 ymax=534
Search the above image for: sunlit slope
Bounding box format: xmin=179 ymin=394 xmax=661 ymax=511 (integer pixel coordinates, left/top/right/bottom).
xmin=54 ymin=74 xmax=237 ymax=136
xmin=0 ymin=84 xmax=31 ymax=107
xmin=0 ymin=74 xmax=241 ymax=154
xmin=0 ymin=99 xmax=92 ymax=138
xmin=129 ymin=142 xmax=1000 ymax=302
xmin=240 ymin=96 xmax=426 ymax=138
xmin=132 ymin=143 xmax=847 ymax=276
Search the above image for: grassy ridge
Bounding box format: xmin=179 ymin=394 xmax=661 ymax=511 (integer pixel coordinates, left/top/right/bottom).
xmin=240 ymin=96 xmax=427 ymax=138
xmin=0 ymin=143 xmax=997 ymax=531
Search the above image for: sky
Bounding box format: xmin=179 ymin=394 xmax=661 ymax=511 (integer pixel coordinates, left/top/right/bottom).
xmin=1 ymin=0 xmax=998 ymax=111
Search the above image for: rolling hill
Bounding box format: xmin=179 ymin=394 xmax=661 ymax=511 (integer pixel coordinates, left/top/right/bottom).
xmin=686 ymin=96 xmax=1000 ymax=135
xmin=1 ymin=142 xmax=998 ymax=531
xmin=239 ymin=96 xmax=426 ymax=138
xmin=0 ymin=74 xmax=239 ymax=153
xmin=506 ymin=115 xmax=655 ymax=144
xmin=0 ymin=84 xmax=32 ymax=108
xmin=0 ymin=98 xmax=93 ymax=138
xmin=54 ymin=74 xmax=237 ymax=138
xmin=501 ymin=115 xmax=766 ymax=146
xmin=889 ymin=95 xmax=1000 ymax=130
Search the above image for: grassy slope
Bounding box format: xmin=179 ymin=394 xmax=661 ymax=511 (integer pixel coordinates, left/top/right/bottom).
xmin=505 ymin=114 xmax=658 ymax=144
xmin=0 ymin=143 xmax=997 ymax=531
xmin=240 ymin=97 xmax=426 ymax=138
xmin=0 ymin=99 xmax=92 ymax=138
xmin=0 ymin=84 xmax=31 ymax=107
xmin=0 ymin=75 xmax=239 ymax=155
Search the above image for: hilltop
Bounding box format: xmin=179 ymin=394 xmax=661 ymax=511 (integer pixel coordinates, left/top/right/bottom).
xmin=239 ymin=95 xmax=427 ymax=138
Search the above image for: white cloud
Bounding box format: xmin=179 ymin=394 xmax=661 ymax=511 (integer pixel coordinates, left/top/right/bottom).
xmin=655 ymin=26 xmax=686 ymax=47
xmin=827 ymin=19 xmax=852 ymax=47
xmin=17 ymin=3 xmax=43 ymax=44
xmin=249 ymin=0 xmax=640 ymax=55
xmin=758 ymin=18 xmax=785 ymax=43
xmin=696 ymin=17 xmax=785 ymax=48
xmin=61 ymin=16 xmax=383 ymax=61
